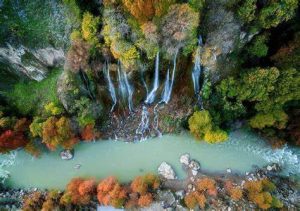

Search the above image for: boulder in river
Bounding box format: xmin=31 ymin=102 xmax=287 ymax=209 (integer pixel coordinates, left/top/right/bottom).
xmin=189 ymin=160 xmax=201 ymax=176
xmin=158 ymin=162 xmax=176 ymax=180
xmin=60 ymin=149 xmax=74 ymax=160
xmin=179 ymin=154 xmax=190 ymax=166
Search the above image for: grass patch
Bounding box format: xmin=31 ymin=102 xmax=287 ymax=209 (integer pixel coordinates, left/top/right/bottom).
xmin=4 ymin=69 xmax=62 ymax=116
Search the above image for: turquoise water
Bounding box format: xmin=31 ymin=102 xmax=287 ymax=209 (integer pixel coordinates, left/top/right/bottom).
xmin=1 ymin=130 xmax=299 ymax=189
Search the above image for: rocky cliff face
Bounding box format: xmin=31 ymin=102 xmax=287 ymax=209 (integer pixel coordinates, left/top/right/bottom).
xmin=0 ymin=44 xmax=65 ymax=81
xmin=0 ymin=0 xmax=72 ymax=82
xmin=201 ymin=0 xmax=255 ymax=83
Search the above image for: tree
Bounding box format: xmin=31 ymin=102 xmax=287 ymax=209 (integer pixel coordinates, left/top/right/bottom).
xmin=42 ymin=117 xmax=78 ymax=151
xmin=81 ymin=12 xmax=100 ymax=52
xmin=258 ymin=0 xmax=298 ymax=29
xmin=188 ymin=110 xmax=228 ymax=143
xmin=0 ymin=130 xmax=28 ymax=153
xmin=97 ymin=176 xmax=127 ymax=208
xmin=237 ymin=0 xmax=256 ymax=23
xmin=137 ymin=193 xmax=153 ymax=207
xmin=122 ymin=0 xmax=175 ymax=23
xmin=271 ymin=32 xmax=300 ymax=69
xmin=247 ymin=34 xmax=269 ymax=57
xmin=131 ymin=174 xmax=160 ymax=195
xmin=63 ymin=178 xmax=95 ymax=205
xmin=81 ymin=124 xmax=100 ymax=141
xmin=161 ymin=4 xmax=199 ymax=56
xmin=65 ymin=39 xmax=90 ymax=73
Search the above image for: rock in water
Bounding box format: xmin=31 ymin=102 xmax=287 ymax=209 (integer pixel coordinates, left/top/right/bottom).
xmin=179 ymin=154 xmax=190 ymax=166
xmin=60 ymin=149 xmax=74 ymax=160
xmin=189 ymin=160 xmax=201 ymax=176
xmin=158 ymin=162 xmax=176 ymax=180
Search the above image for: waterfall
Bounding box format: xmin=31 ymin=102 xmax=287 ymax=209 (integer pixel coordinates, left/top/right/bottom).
xmin=153 ymin=103 xmax=162 ymax=137
xmin=117 ymin=62 xmax=134 ymax=112
xmin=140 ymin=67 xmax=149 ymax=96
xmin=145 ymin=52 xmax=160 ymax=104
xmin=192 ymin=36 xmax=203 ymax=95
xmin=135 ymin=105 xmax=150 ymax=140
xmin=105 ymin=61 xmax=117 ymax=112
xmin=161 ymin=50 xmax=178 ymax=103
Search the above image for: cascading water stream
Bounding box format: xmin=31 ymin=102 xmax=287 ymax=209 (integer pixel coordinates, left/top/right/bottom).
xmin=145 ymin=52 xmax=160 ymax=104
xmin=161 ymin=50 xmax=178 ymax=104
xmin=105 ymin=61 xmax=117 ymax=112
xmin=135 ymin=105 xmax=150 ymax=140
xmin=117 ymin=62 xmax=134 ymax=112
xmin=192 ymin=36 xmax=203 ymax=95
xmin=140 ymin=67 xmax=149 ymax=96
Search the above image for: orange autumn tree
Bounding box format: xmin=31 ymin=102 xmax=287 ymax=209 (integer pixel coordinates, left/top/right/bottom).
xmin=61 ymin=178 xmax=96 ymax=206
xmin=81 ymin=124 xmax=100 ymax=141
xmin=184 ymin=177 xmax=217 ymax=209
xmin=224 ymin=180 xmax=243 ymax=201
xmin=244 ymin=178 xmax=282 ymax=210
xmin=97 ymin=176 xmax=127 ymax=208
xmin=129 ymin=174 xmax=160 ymax=207
xmin=42 ymin=116 xmax=78 ymax=150
xmin=0 ymin=118 xmax=29 ymax=153
xmin=122 ymin=0 xmax=174 ymax=23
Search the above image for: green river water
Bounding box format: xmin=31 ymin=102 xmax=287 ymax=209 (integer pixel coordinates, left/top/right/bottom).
xmin=0 ymin=129 xmax=299 ymax=189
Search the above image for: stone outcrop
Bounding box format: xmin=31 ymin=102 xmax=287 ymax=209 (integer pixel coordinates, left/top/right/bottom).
xmin=158 ymin=162 xmax=176 ymax=180
xmin=0 ymin=44 xmax=65 ymax=81
xmin=201 ymin=0 xmax=256 ymax=83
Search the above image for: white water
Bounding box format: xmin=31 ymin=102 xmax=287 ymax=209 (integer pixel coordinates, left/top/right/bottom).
xmin=1 ymin=130 xmax=299 ymax=189
xmin=117 ymin=63 xmax=134 ymax=112
xmin=105 ymin=62 xmax=117 ymax=112
xmin=161 ymin=50 xmax=178 ymax=104
xmin=145 ymin=52 xmax=160 ymax=104
xmin=192 ymin=36 xmax=203 ymax=95
xmin=135 ymin=105 xmax=150 ymax=140
xmin=0 ymin=151 xmax=17 ymax=183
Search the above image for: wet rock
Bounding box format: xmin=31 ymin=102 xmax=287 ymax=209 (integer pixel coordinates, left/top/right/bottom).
xmin=175 ymin=190 xmax=185 ymax=200
xmin=158 ymin=162 xmax=176 ymax=180
xmin=189 ymin=160 xmax=200 ymax=176
xmin=60 ymin=149 xmax=74 ymax=160
xmin=226 ymin=168 xmax=232 ymax=173
xmin=175 ymin=205 xmax=188 ymax=211
xmin=180 ymin=154 xmax=190 ymax=166
xmin=158 ymin=190 xmax=176 ymax=208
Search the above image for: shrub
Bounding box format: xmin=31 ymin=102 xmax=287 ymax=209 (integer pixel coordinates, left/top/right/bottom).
xmin=44 ymin=102 xmax=63 ymax=116
xmin=204 ymin=129 xmax=228 ymax=143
